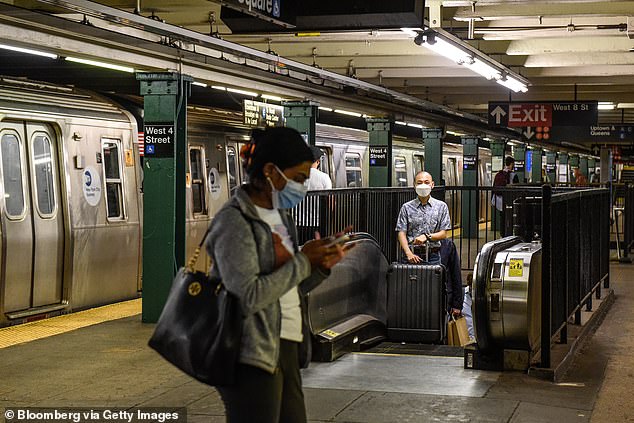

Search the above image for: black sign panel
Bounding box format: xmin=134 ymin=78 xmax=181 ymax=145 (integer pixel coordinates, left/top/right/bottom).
xmin=243 ymin=100 xmax=284 ymax=127
xmin=588 ymin=125 xmax=634 ymax=143
xmin=219 ymin=0 xmax=294 ymax=27
xmin=369 ymin=147 xmax=388 ymax=166
xmin=144 ymin=124 xmax=175 ymax=158
xmin=514 ymin=160 xmax=525 ymax=173
xmin=221 ymin=0 xmax=423 ymax=32
xmin=546 ymin=163 xmax=556 ymax=173
xmin=488 ymin=101 xmax=599 ymax=143
xmin=463 ymin=155 xmax=477 ymax=171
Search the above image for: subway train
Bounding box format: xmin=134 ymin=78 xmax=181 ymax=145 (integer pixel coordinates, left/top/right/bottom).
xmin=0 ymin=76 xmax=491 ymax=327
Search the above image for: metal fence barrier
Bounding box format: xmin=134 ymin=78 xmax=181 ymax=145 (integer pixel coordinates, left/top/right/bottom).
xmin=516 ymin=186 xmax=610 ymax=368
xmin=292 ymin=185 xmax=570 ymax=270
xmin=291 ymin=185 xmax=611 ymax=368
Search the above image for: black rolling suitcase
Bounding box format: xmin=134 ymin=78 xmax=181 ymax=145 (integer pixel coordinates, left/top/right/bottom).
xmin=387 ymin=264 xmax=446 ymax=343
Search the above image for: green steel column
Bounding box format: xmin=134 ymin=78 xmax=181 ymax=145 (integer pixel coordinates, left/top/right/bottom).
xmin=546 ymin=151 xmax=557 ymax=184
xmin=283 ymin=101 xmax=318 ymax=146
xmin=461 ymin=136 xmax=479 ymax=238
xmin=531 ymin=146 xmax=543 ymax=183
xmin=367 ymin=118 xmax=393 ymax=187
xmin=559 ymin=152 xmax=569 ymax=184
xmin=137 ymin=72 xmax=191 ymax=323
xmin=579 ymin=156 xmax=589 ymax=178
xmin=513 ymin=144 xmax=526 ymax=183
xmin=600 ymin=147 xmax=612 ymax=183
xmin=569 ymin=154 xmax=580 ymax=184
xmin=588 ymin=157 xmax=596 ymax=173
xmin=490 ymin=140 xmax=506 ymax=175
xmin=588 ymin=157 xmax=596 ymax=182
xmin=422 ymin=128 xmax=443 ymax=185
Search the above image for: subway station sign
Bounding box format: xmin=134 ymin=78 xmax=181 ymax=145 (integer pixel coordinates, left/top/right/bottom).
xmin=488 ymin=101 xmax=598 ymax=143
xmin=243 ymin=100 xmax=284 ymax=127
xmin=143 ymin=124 xmax=175 ymax=158
xmin=219 ymin=0 xmax=290 ymax=25
xmin=369 ymin=147 xmax=388 ymax=166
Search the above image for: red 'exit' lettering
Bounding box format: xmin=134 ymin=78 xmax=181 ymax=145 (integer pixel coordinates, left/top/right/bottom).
xmin=508 ymin=104 xmax=552 ymax=127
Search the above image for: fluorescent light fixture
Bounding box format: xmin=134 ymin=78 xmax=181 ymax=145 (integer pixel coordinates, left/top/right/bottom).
xmin=466 ymin=58 xmax=501 ymax=80
xmin=407 ymin=123 xmax=424 ymax=129
xmin=0 ymin=44 xmax=58 ymax=59
xmin=496 ymin=76 xmax=528 ymax=93
xmin=598 ymin=102 xmax=615 ymax=110
xmin=420 ymin=35 xmax=472 ymax=64
xmin=334 ymin=109 xmax=363 ymax=117
xmin=483 ymin=137 xmax=492 ymax=141
xmin=413 ymin=29 xmax=530 ymax=92
xmin=617 ymin=103 xmax=634 ymax=109
xmin=226 ymin=87 xmax=258 ymax=97
xmin=65 ymin=56 xmax=134 ymax=73
xmin=192 ymin=82 xmax=207 ymax=87
xmin=318 ymin=107 xmax=333 ymax=112
xmin=211 ymin=85 xmax=226 ymax=91
xmin=395 ymin=121 xmax=407 ymax=126
xmin=261 ymin=94 xmax=283 ymax=101
xmin=446 ymin=130 xmax=465 ymax=136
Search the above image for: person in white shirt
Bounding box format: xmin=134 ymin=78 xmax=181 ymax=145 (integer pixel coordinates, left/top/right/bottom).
xmin=306 ymin=146 xmax=332 ymax=190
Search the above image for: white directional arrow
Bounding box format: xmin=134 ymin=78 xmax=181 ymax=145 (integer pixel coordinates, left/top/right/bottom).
xmin=490 ymin=105 xmax=507 ymax=125
xmin=523 ymin=127 xmax=535 ymax=140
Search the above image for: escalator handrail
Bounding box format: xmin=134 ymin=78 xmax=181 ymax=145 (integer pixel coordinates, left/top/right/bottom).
xmin=473 ymin=235 xmax=523 ymax=353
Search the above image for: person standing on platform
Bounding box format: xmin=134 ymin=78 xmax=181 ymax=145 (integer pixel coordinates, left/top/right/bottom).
xmin=206 ymin=127 xmax=351 ymax=423
xmin=574 ymin=168 xmax=588 ymax=187
xmin=306 ymin=146 xmax=332 ymax=191
xmin=396 ymin=171 xmax=451 ymax=265
xmin=492 ymin=156 xmax=515 ymax=236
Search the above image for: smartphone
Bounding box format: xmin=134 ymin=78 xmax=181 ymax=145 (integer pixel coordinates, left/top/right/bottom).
xmin=325 ymin=234 xmax=351 ymax=248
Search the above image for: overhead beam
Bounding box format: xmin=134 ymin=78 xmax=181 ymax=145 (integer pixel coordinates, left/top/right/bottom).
xmin=452 ymin=2 xmax=634 ymax=21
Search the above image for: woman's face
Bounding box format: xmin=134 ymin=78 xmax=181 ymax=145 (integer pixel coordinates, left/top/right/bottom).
xmin=264 ymin=161 xmax=312 ymax=191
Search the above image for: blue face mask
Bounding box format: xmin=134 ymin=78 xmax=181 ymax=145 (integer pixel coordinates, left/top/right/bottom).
xmin=267 ymin=165 xmax=308 ymax=209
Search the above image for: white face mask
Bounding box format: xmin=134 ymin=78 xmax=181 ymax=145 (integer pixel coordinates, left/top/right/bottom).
xmin=415 ymin=183 xmax=432 ymax=197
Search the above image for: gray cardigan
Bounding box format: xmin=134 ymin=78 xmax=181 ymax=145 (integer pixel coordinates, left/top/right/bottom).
xmin=206 ymin=187 xmax=328 ymax=374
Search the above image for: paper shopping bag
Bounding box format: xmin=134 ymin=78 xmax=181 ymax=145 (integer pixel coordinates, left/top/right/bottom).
xmin=447 ymin=316 xmax=470 ymax=346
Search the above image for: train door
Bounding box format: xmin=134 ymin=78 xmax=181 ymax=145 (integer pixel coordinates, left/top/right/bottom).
xmin=394 ymin=155 xmax=408 ymax=187
xmin=0 ymin=121 xmax=64 ymax=312
xmin=344 ymin=152 xmax=363 ymax=187
xmin=413 ymin=154 xmax=424 ymax=178
xmin=315 ymin=145 xmax=333 ymax=181
xmin=225 ymin=139 xmax=245 ymax=192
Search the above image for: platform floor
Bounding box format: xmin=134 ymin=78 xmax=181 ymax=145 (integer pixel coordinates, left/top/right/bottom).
xmin=1 ymin=263 xmax=633 ymax=422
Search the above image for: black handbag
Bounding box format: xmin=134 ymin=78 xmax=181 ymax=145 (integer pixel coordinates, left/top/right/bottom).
xmin=148 ymin=228 xmax=242 ymax=386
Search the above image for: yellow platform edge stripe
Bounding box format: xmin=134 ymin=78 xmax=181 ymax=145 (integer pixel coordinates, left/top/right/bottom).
xmin=0 ymin=298 xmax=142 ymax=349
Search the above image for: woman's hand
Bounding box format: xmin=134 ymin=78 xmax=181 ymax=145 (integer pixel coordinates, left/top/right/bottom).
xmin=301 ymin=226 xmax=354 ymax=269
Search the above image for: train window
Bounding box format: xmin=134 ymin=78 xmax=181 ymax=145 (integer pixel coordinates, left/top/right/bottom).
xmin=102 ymin=139 xmax=125 ymax=220
xmin=394 ymin=155 xmax=408 ymax=187
xmin=345 ymin=153 xmax=362 ymax=187
xmin=189 ymin=147 xmax=206 ymax=215
xmin=32 ymin=133 xmax=56 ymax=216
xmin=227 ymin=146 xmax=238 ymax=190
xmin=413 ymin=154 xmax=424 ymax=176
xmin=1 ymin=133 xmax=25 ymax=218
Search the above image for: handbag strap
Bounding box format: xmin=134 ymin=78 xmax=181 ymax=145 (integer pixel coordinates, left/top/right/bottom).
xmin=185 ymin=226 xmax=212 ymax=272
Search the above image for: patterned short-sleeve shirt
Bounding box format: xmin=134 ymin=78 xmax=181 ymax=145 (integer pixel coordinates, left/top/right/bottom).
xmin=395 ymin=196 xmax=451 ymax=247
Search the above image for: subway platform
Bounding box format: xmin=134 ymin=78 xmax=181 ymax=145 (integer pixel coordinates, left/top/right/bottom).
xmin=1 ymin=263 xmax=633 ymax=423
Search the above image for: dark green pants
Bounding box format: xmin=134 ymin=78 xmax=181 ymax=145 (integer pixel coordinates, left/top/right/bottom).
xmin=218 ymin=340 xmax=307 ymax=423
